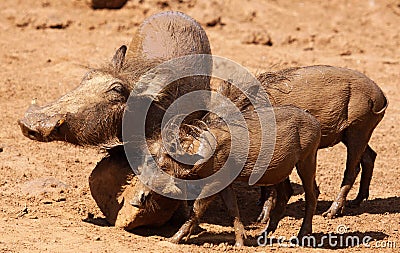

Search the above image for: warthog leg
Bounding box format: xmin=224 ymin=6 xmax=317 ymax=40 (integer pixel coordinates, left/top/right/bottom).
xmin=296 ymin=153 xmax=317 ymax=238
xmin=323 ymin=127 xmax=372 ymax=218
xmin=256 ymin=186 xmax=267 ymax=206
xmin=170 ymin=184 xmax=246 ymax=247
xmin=349 ymin=145 xmax=377 ymax=207
xmin=169 ymin=195 xmax=215 ymax=244
xmin=263 ymin=179 xmax=294 ymax=235
xmin=257 ymin=178 xmax=295 ymax=225
xmin=257 ymin=186 xmax=277 ymax=224
xmin=219 ymin=185 xmax=246 ymax=247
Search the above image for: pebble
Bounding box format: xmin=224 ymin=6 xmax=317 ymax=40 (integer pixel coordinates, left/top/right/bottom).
xmin=41 ymin=199 xmax=53 ymax=204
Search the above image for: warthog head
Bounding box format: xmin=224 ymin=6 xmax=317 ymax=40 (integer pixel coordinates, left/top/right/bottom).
xmin=18 ymin=46 xmax=157 ymax=147
xmin=129 ymin=117 xmax=219 ymax=207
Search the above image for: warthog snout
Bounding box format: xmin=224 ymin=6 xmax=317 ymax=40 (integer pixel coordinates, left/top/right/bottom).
xmin=18 ymin=108 xmax=66 ymax=142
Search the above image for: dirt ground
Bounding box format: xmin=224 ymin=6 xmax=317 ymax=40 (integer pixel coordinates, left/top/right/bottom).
xmin=1 ymin=0 xmax=399 ymax=252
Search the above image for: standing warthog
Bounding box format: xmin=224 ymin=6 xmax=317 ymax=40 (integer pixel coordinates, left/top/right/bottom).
xmin=18 ymin=11 xmax=212 ymax=228
xmin=256 ymin=65 xmax=388 ymax=222
xmin=18 ymin=11 xmax=212 ymax=147
xmin=129 ymin=82 xmax=322 ymax=246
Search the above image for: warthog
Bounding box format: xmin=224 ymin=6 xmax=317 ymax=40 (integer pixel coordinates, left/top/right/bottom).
xmin=18 ymin=11 xmax=212 ymax=146
xmin=256 ymin=65 xmax=388 ymax=221
xmin=89 ymin=148 xmax=181 ymax=229
xmin=129 ymin=82 xmax=321 ymax=246
xmin=18 ymin=11 xmax=212 ymax=228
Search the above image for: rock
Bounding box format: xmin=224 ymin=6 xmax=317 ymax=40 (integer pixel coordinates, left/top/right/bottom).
xmin=242 ymin=30 xmax=273 ymax=46
xmin=206 ymin=17 xmax=225 ymax=27
xmin=91 ymin=0 xmax=128 ymax=9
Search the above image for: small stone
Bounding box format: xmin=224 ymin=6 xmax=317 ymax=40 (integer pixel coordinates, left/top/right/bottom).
xmin=242 ymin=30 xmax=273 ymax=46
xmin=340 ymin=50 xmax=352 ymax=56
xmin=15 ymin=206 xmax=28 ymax=218
xmin=42 ymin=199 xmax=53 ymax=204
xmin=206 ymin=17 xmax=225 ymax=27
xmin=203 ymin=242 xmax=214 ymax=248
xmin=55 ymin=197 xmax=66 ymax=202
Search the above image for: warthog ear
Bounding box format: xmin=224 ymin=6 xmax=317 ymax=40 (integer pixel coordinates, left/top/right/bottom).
xmin=246 ymin=84 xmax=260 ymax=99
xmin=112 ymin=45 xmax=127 ymax=72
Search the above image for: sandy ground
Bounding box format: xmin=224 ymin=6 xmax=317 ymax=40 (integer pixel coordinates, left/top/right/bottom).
xmin=0 ymin=0 xmax=399 ymax=252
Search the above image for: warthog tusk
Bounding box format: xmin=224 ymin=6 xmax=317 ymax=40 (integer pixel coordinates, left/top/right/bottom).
xmin=56 ymin=118 xmax=65 ymax=128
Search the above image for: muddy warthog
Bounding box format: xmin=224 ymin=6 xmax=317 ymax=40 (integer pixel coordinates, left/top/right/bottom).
xmin=18 ymin=11 xmax=212 ymax=146
xmin=89 ymin=148 xmax=181 ymax=229
xmin=129 ymin=82 xmax=321 ymax=246
xmin=256 ymin=65 xmax=388 ymax=220
xmin=18 ymin=11 xmax=212 ymax=228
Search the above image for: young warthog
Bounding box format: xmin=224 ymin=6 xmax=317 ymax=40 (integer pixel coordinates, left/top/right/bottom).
xmin=130 ymin=84 xmax=321 ymax=246
xmin=256 ymin=65 xmax=388 ymax=220
xmin=18 ymin=11 xmax=212 ymax=146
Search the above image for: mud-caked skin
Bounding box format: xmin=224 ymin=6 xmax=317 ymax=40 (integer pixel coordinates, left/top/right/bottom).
xmin=256 ymin=65 xmax=388 ymax=220
xmin=131 ymin=82 xmax=322 ymax=246
xmin=18 ymin=11 xmax=212 ymax=147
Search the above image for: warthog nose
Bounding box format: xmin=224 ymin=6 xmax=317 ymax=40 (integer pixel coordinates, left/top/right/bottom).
xmin=18 ymin=119 xmax=41 ymax=141
xmin=27 ymin=129 xmax=40 ymax=140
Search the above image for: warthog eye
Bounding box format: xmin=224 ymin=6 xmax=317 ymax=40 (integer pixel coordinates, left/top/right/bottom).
xmin=107 ymin=82 xmax=125 ymax=94
xmin=106 ymin=82 xmax=129 ymax=102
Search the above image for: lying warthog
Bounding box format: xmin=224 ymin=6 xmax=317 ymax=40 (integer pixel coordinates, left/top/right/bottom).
xmin=18 ymin=11 xmax=212 ymax=146
xmin=256 ymin=65 xmax=388 ymax=220
xmin=89 ymin=148 xmax=181 ymax=229
xmin=129 ymin=83 xmax=322 ymax=246
xmin=18 ymin=11 xmax=212 ymax=227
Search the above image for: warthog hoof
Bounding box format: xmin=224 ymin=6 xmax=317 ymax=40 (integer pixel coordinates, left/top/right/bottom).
xmin=322 ymin=201 xmax=344 ymax=219
xmin=257 ymin=209 xmax=270 ymax=224
xmin=297 ymin=227 xmax=312 ymax=239
xmin=168 ymin=236 xmax=181 ymax=244
xmin=234 ymin=241 xmax=244 ymax=247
